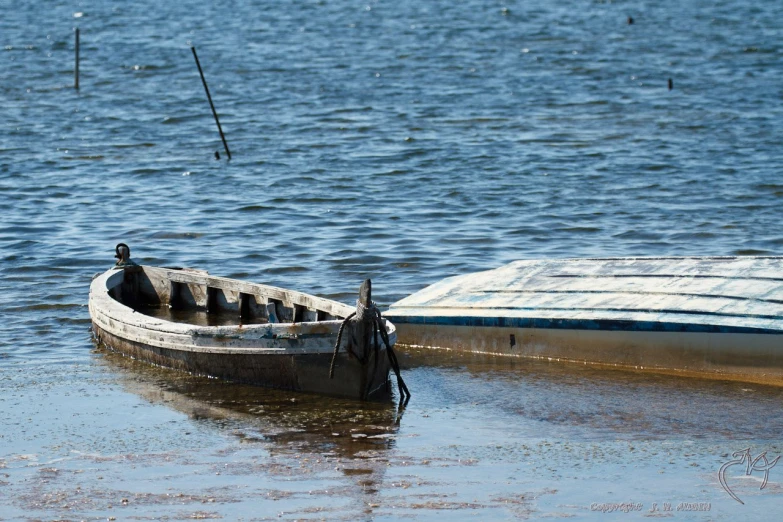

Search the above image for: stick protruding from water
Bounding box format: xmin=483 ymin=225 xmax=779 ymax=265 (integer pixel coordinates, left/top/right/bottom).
xmin=191 ymin=46 xmax=231 ymax=160
xmin=75 ymin=28 xmax=80 ymax=90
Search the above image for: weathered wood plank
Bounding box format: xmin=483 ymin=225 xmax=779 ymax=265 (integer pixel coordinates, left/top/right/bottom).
xmin=163 ymin=267 xmax=352 ymax=317
xmin=389 ymin=256 xmax=783 ymax=331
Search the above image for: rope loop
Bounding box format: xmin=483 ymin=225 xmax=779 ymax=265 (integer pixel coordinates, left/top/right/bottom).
xmin=355 ymin=298 xmax=376 ymax=321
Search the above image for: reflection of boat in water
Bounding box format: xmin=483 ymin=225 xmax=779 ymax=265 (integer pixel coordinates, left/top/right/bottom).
xmin=95 ymin=349 xmax=401 ymax=513
xmin=90 ymin=244 xmax=406 ymax=401
xmin=98 ymin=348 xmax=402 ymax=461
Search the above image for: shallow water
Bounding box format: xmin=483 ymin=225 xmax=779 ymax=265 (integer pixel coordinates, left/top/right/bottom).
xmin=2 ymin=0 xmax=782 ymax=519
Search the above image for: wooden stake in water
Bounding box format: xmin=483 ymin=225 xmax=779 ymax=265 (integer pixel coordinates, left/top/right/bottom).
xmin=191 ymin=46 xmax=231 ymax=160
xmin=75 ymin=28 xmax=80 ymax=90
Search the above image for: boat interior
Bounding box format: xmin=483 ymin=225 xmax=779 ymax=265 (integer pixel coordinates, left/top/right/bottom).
xmin=109 ymin=265 xmax=349 ymax=326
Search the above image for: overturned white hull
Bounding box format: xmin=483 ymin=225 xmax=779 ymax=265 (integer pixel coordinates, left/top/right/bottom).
xmin=386 ymin=256 xmax=783 ymax=385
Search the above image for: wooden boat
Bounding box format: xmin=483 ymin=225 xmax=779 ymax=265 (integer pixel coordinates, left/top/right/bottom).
xmin=89 ymin=244 xmax=405 ymax=401
xmin=386 ymin=256 xmax=783 ymax=385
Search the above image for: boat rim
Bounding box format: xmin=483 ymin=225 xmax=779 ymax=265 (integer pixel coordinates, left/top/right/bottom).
xmin=89 ymin=266 xmax=397 ymax=338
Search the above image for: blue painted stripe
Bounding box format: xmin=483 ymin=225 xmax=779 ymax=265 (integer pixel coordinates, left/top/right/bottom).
xmin=384 ymin=314 xmax=783 ymax=335
xmin=547 ymin=273 xmax=783 ymax=282
xmin=390 ymin=305 xmax=782 ymax=321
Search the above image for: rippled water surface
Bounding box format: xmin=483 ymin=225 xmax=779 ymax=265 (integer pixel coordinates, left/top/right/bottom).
xmin=2 ymin=0 xmax=782 ymax=519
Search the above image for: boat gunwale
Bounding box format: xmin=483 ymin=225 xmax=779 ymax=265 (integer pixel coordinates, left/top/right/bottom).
xmin=89 ymin=267 xmax=397 ymax=352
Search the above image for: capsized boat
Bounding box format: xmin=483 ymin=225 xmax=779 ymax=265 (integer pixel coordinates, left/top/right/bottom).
xmin=386 ymin=256 xmax=783 ymax=385
xmin=89 ymin=244 xmax=409 ymax=401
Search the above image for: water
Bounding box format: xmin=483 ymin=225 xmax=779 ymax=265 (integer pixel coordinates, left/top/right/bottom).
xmin=136 ymin=304 xmax=269 ymax=327
xmin=2 ymin=0 xmax=782 ymax=519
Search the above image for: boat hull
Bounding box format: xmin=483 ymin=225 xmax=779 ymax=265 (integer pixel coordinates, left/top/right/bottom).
xmin=92 ymin=323 xmax=390 ymax=399
xmin=89 ymin=265 xmax=395 ymax=400
xmin=392 ymin=322 xmax=783 ymax=385
xmin=387 ymin=256 xmax=783 ymax=385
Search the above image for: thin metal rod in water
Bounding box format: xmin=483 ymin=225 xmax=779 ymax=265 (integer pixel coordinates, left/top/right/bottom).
xmin=75 ymin=28 xmax=79 ymax=90
xmin=191 ymin=46 xmax=231 ymax=160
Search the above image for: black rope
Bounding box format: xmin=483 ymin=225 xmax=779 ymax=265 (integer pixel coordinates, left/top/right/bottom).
xmin=328 ymin=304 xmax=410 ymax=404
xmin=374 ymin=308 xmax=411 ymax=404
xmin=365 ymin=318 xmax=381 ymax=398
xmin=328 ymin=311 xmax=355 ymax=378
